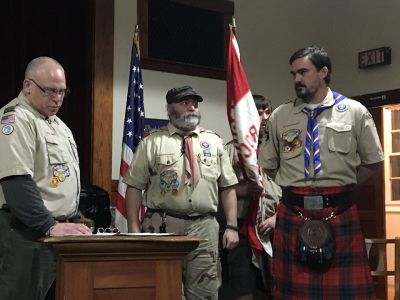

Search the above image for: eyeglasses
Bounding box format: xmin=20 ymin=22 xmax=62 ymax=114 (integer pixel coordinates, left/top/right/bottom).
xmin=29 ymin=78 xmax=71 ymax=97
xmin=96 ymin=227 xmax=120 ymax=234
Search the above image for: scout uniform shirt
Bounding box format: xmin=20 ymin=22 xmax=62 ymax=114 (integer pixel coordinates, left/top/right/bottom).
xmin=259 ymin=89 xmax=384 ymax=187
xmin=123 ymin=123 xmax=238 ymax=215
xmin=0 ymin=92 xmax=80 ymax=218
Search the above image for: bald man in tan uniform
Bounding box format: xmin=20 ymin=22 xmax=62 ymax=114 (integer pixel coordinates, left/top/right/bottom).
xmin=0 ymin=57 xmax=92 ymax=300
xmin=124 ymin=86 xmax=239 ymax=300
xmin=258 ymin=46 xmax=383 ymax=300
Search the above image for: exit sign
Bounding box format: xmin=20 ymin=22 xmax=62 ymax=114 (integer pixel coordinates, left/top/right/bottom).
xmin=358 ymin=47 xmax=391 ymax=68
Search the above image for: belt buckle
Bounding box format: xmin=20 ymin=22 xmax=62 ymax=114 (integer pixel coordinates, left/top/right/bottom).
xmin=303 ymin=195 xmax=323 ymax=210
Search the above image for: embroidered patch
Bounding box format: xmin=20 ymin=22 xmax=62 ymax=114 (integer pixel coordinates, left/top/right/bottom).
xmin=203 ymin=150 xmax=211 ymax=157
xmin=2 ymin=124 xmax=14 ymax=135
xmin=335 ymin=103 xmax=348 ymax=112
xmin=1 ymin=114 xmax=15 ymax=124
xmin=200 ymin=141 xmax=210 ymax=149
xmin=159 ymin=170 xmax=180 ymax=197
xmin=281 ymin=129 xmax=302 ymax=153
xmin=53 ymin=165 xmax=70 ymax=182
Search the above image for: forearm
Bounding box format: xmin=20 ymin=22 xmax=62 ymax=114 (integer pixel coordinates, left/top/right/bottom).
xmin=1 ymin=175 xmax=56 ymax=234
xmin=125 ymin=186 xmax=143 ymax=232
xmin=220 ymin=186 xmax=237 ymax=226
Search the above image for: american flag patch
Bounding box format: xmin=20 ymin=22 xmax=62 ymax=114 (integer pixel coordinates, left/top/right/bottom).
xmin=1 ymin=114 xmax=15 ymax=124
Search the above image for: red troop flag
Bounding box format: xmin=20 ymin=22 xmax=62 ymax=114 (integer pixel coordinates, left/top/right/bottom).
xmin=226 ymin=29 xmax=261 ymax=184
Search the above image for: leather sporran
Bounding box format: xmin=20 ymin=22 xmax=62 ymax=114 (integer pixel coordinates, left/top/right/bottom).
xmin=296 ymin=219 xmax=335 ymax=270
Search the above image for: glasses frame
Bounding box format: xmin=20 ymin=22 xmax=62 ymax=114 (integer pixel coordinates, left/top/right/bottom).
xmin=28 ymin=78 xmax=71 ymax=97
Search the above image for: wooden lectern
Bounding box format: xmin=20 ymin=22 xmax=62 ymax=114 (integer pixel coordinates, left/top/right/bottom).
xmin=44 ymin=235 xmax=201 ymax=300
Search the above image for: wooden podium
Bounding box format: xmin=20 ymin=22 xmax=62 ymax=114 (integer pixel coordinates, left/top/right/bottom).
xmin=44 ymin=235 xmax=201 ymax=300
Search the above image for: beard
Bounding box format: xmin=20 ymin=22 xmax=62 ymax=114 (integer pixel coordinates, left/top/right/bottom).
xmin=169 ymin=108 xmax=201 ymax=132
xmin=294 ymin=82 xmax=313 ymax=102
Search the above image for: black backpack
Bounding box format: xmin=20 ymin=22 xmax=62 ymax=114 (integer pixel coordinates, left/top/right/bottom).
xmin=79 ymin=185 xmax=111 ymax=231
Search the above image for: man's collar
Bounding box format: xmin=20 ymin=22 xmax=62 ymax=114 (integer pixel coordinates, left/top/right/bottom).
xmin=167 ymin=122 xmax=200 ymax=137
xmin=293 ymin=88 xmax=335 ymax=114
xmin=18 ymin=91 xmax=58 ymax=123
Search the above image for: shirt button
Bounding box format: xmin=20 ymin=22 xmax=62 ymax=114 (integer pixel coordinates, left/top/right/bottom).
xmin=189 ymin=199 xmax=192 ymax=203
xmin=167 ymin=161 xmax=170 ymax=164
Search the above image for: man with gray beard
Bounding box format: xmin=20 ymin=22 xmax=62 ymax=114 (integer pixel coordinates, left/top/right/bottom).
xmin=123 ymin=85 xmax=239 ymax=300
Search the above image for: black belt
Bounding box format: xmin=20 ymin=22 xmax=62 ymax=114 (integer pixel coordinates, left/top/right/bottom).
xmin=147 ymin=208 xmax=214 ymax=221
xmin=281 ymin=190 xmax=353 ymax=209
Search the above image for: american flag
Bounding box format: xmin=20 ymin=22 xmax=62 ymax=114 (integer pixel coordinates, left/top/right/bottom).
xmin=114 ymin=34 xmax=145 ymax=233
xmin=226 ymin=28 xmax=261 ymax=185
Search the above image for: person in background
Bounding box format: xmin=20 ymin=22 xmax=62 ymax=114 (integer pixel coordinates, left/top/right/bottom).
xmin=219 ymin=94 xmax=280 ymax=300
xmin=123 ymin=85 xmax=239 ymax=299
xmin=0 ymin=57 xmax=92 ymax=300
xmin=259 ymin=45 xmax=383 ymax=299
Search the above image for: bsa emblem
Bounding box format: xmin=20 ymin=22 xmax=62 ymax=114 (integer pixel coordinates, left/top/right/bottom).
xmin=335 ymin=103 xmax=348 ymax=112
xmin=2 ymin=124 xmax=14 ymax=135
xmin=281 ymin=129 xmax=302 ymax=154
xmin=200 ymin=141 xmax=210 ymax=149
xmin=159 ymin=170 xmax=180 ymax=197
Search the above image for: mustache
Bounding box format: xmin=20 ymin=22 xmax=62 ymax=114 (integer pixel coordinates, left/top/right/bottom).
xmin=295 ymin=82 xmax=306 ymax=89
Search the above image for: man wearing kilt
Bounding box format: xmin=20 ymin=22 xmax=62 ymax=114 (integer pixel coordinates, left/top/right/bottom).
xmin=258 ymin=45 xmax=384 ymax=299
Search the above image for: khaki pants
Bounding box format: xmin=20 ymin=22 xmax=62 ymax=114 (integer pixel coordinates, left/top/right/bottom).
xmin=143 ymin=211 xmax=220 ymax=300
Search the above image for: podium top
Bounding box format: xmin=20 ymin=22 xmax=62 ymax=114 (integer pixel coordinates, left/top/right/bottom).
xmin=43 ymin=234 xmax=205 ymax=255
xmin=43 ymin=234 xmax=205 ymax=244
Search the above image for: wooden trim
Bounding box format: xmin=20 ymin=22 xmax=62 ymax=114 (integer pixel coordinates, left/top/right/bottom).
xmin=352 ymin=89 xmax=400 ymax=108
xmin=137 ymin=0 xmax=233 ymax=80
xmin=91 ymin=0 xmax=114 ymax=197
xmin=111 ymin=180 xmax=119 ymax=207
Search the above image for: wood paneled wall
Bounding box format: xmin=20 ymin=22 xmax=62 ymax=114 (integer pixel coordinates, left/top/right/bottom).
xmin=0 ymin=0 xmax=114 ymax=197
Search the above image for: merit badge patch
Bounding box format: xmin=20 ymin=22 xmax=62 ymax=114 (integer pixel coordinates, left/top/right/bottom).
xmin=53 ymin=165 xmax=70 ymax=182
xmin=159 ymin=170 xmax=180 ymax=197
xmin=281 ymin=129 xmax=302 ymax=154
xmin=1 ymin=114 xmax=15 ymax=124
xmin=335 ymin=103 xmax=349 ymax=112
xmin=2 ymin=124 xmax=14 ymax=135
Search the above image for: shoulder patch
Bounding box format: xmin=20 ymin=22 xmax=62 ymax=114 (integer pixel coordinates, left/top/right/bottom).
xmin=4 ymin=106 xmax=16 ymax=114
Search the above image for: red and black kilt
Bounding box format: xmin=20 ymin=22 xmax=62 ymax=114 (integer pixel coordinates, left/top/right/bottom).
xmin=273 ymin=202 xmax=376 ymax=299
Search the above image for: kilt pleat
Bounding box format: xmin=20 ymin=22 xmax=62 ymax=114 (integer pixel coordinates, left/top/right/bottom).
xmin=273 ymin=202 xmax=376 ymax=300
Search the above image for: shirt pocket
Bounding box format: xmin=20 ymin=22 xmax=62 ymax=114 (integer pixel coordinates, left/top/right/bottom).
xmin=326 ymin=122 xmax=352 ymax=154
xmin=199 ymin=155 xmax=219 ymax=181
xmin=155 ymin=154 xmax=179 ymax=172
xmin=45 ymin=135 xmax=68 ymax=164
xmin=68 ymin=137 xmax=79 ymax=163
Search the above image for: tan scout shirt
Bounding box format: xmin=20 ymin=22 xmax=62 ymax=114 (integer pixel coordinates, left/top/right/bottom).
xmin=259 ymin=89 xmax=384 ymax=187
xmin=0 ymin=92 xmax=80 ymax=218
xmin=123 ymin=123 xmax=238 ymax=215
xmin=225 ymin=140 xmax=280 ymax=218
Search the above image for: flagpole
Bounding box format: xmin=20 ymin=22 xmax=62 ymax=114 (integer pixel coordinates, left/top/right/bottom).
xmin=134 ymin=24 xmax=140 ymax=56
xmin=231 ymin=16 xmax=236 ymax=35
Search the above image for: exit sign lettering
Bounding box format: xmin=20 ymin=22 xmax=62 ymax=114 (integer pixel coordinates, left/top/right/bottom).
xmin=358 ymin=47 xmax=391 ymax=68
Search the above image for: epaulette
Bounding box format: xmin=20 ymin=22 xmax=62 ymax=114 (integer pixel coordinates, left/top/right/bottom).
xmin=225 ymin=140 xmax=234 ymax=146
xmin=199 ymin=127 xmax=221 ymax=138
xmin=3 ymin=105 xmax=16 ymax=114
xmin=143 ymin=126 xmax=168 ymax=138
xmin=287 ymin=98 xmax=296 ymax=105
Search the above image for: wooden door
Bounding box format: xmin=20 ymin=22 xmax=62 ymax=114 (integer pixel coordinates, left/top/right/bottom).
xmin=353 ymin=106 xmax=386 ymax=298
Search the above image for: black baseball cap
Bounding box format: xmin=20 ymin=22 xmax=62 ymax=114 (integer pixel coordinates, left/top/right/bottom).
xmin=166 ymin=86 xmax=203 ymax=104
